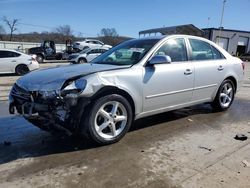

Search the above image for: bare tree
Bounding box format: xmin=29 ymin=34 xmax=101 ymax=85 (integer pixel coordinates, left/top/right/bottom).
xmin=0 ymin=25 xmax=6 ymax=40
xmin=99 ymin=28 xmax=119 ymax=45
xmin=2 ymin=16 xmax=18 ymax=41
xmin=55 ymin=25 xmax=73 ymax=42
xmin=100 ymin=28 xmax=119 ymax=37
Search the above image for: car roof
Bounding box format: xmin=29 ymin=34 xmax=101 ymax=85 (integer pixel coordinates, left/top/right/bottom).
xmin=0 ymin=48 xmax=17 ymax=52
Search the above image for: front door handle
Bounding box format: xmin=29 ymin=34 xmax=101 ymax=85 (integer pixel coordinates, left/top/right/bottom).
xmin=218 ymin=65 xmax=224 ymax=71
xmin=11 ymin=60 xmax=16 ymax=62
xmin=184 ymin=69 xmax=193 ymax=75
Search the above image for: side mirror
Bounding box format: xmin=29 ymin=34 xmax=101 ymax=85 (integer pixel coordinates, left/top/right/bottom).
xmin=148 ymin=55 xmax=171 ymax=65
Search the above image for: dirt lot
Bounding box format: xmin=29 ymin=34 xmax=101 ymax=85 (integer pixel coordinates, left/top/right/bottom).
xmin=0 ymin=62 xmax=250 ymax=188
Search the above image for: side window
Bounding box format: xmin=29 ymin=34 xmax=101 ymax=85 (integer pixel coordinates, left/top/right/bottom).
xmin=10 ymin=51 xmax=21 ymax=57
xmin=155 ymin=38 xmax=188 ymax=62
xmin=211 ymin=45 xmax=225 ymax=60
xmin=0 ymin=51 xmax=20 ymax=58
xmin=89 ymin=49 xmax=98 ymax=54
xmin=0 ymin=51 xmax=5 ymax=58
xmin=189 ymin=39 xmax=214 ymax=60
xmin=96 ymin=41 xmax=103 ymax=45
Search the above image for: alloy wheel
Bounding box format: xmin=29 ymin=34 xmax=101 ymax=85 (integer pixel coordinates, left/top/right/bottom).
xmin=94 ymin=101 xmax=127 ymax=139
xmin=219 ymin=82 xmax=233 ymax=108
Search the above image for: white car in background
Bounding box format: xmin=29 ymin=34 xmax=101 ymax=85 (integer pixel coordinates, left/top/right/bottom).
xmin=0 ymin=49 xmax=39 ymax=75
xmin=68 ymin=47 xmax=109 ymax=64
xmin=73 ymin=39 xmax=112 ymax=50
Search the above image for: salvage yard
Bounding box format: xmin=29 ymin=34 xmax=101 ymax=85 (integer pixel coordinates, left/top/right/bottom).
xmin=0 ymin=62 xmax=250 ymax=188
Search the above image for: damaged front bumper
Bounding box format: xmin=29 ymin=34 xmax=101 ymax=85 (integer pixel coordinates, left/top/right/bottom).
xmin=9 ymin=83 xmax=90 ymax=135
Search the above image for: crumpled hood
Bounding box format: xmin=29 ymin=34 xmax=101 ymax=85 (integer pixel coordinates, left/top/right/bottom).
xmin=16 ymin=63 xmax=130 ymax=91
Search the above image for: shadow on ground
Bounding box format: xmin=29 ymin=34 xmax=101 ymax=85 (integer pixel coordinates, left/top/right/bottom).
xmin=0 ymin=103 xmax=215 ymax=165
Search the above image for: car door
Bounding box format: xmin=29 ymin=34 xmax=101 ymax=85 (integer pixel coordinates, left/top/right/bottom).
xmin=0 ymin=50 xmax=7 ymax=73
xmin=143 ymin=37 xmax=194 ymax=113
xmin=0 ymin=50 xmax=19 ymax=73
xmin=188 ymin=38 xmax=228 ymax=102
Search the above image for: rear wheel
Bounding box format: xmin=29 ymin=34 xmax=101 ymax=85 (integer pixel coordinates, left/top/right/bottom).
xmin=15 ymin=64 xmax=29 ymax=75
xmin=211 ymin=79 xmax=235 ymax=111
xmin=78 ymin=58 xmax=87 ymax=64
xmin=36 ymin=54 xmax=44 ymax=63
xmin=81 ymin=94 xmax=133 ymax=145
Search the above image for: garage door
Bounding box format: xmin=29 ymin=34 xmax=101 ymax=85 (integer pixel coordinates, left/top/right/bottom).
xmin=238 ymin=37 xmax=249 ymax=46
xmin=216 ymin=37 xmax=229 ymax=50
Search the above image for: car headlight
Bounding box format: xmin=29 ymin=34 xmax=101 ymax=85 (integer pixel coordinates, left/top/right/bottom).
xmin=61 ymin=78 xmax=87 ymax=96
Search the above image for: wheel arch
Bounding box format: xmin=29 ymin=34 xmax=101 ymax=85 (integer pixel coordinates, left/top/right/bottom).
xmin=15 ymin=63 xmax=29 ymax=75
xmin=90 ymin=86 xmax=136 ymax=116
xmin=36 ymin=53 xmax=44 ymax=58
xmin=212 ymin=76 xmax=238 ymax=101
xmin=225 ymin=76 xmax=237 ymax=92
xmin=78 ymin=57 xmax=87 ymax=63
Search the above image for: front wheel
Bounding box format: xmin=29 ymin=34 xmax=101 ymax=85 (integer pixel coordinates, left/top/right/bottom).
xmin=211 ymin=79 xmax=235 ymax=111
xmin=81 ymin=94 xmax=133 ymax=145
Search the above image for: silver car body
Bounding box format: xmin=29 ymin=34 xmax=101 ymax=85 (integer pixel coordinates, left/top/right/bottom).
xmin=73 ymin=39 xmax=112 ymax=50
xmin=68 ymin=47 xmax=109 ymax=63
xmin=74 ymin=35 xmax=244 ymax=119
xmin=14 ymin=35 xmax=244 ymax=121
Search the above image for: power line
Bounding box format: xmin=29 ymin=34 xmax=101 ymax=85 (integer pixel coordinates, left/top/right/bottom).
xmin=18 ymin=22 xmax=96 ymax=37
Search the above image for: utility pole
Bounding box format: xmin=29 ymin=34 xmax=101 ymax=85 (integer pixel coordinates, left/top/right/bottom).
xmin=218 ymin=0 xmax=227 ymax=44
xmin=207 ymin=17 xmax=210 ymax=28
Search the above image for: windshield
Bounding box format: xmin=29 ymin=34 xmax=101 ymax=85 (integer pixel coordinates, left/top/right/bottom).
xmin=91 ymin=39 xmax=160 ymax=65
xmin=80 ymin=48 xmax=91 ymax=54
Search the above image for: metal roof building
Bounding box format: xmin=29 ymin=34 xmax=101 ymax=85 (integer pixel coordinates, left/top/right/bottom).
xmin=139 ymin=24 xmax=204 ymax=37
xmin=203 ymin=28 xmax=250 ymax=56
xmin=139 ymin=24 xmax=250 ymax=56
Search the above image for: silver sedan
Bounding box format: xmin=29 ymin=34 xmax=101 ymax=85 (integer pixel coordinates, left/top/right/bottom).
xmin=9 ymin=35 xmax=244 ymax=145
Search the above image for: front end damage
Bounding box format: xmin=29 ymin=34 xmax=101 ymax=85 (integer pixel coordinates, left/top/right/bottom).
xmin=9 ymin=83 xmax=90 ymax=135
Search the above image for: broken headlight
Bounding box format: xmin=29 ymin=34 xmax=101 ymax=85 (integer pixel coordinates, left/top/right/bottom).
xmin=39 ymin=90 xmax=59 ymax=99
xmin=61 ymin=78 xmax=87 ymax=96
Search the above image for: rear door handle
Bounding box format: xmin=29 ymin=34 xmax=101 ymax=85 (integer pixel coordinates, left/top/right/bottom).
xmin=218 ymin=65 xmax=224 ymax=71
xmin=184 ymin=69 xmax=193 ymax=75
xmin=11 ymin=60 xmax=16 ymax=62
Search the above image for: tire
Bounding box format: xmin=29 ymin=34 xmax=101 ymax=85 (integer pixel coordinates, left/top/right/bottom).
xmin=211 ymin=79 xmax=235 ymax=111
xmin=36 ymin=54 xmax=44 ymax=63
xmin=55 ymin=53 xmax=62 ymax=60
xmin=81 ymin=94 xmax=133 ymax=145
xmin=78 ymin=58 xmax=87 ymax=64
xmin=15 ymin=64 xmax=30 ymax=76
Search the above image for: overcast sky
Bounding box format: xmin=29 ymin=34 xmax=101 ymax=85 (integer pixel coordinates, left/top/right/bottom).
xmin=0 ymin=0 xmax=249 ymax=37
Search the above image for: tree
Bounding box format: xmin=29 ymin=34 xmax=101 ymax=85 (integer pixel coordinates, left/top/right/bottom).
xmin=0 ymin=25 xmax=5 ymax=40
xmin=99 ymin=28 xmax=119 ymax=45
xmin=2 ymin=16 xmax=18 ymax=41
xmin=55 ymin=25 xmax=73 ymax=42
xmin=100 ymin=28 xmax=119 ymax=37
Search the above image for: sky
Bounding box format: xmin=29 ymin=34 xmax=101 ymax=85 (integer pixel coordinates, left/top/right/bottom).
xmin=0 ymin=0 xmax=250 ymax=38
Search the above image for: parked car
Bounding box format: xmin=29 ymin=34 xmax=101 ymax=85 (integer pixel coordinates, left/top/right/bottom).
xmin=0 ymin=49 xmax=39 ymax=75
xmin=73 ymin=39 xmax=112 ymax=51
xmin=9 ymin=35 xmax=244 ymax=145
xmin=68 ymin=47 xmax=109 ymax=64
xmin=240 ymin=53 xmax=250 ymax=61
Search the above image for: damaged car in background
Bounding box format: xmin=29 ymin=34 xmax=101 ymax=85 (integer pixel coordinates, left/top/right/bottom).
xmin=9 ymin=35 xmax=244 ymax=145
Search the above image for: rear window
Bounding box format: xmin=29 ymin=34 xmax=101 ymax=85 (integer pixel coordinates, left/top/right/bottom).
xmin=189 ymin=39 xmax=225 ymax=61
